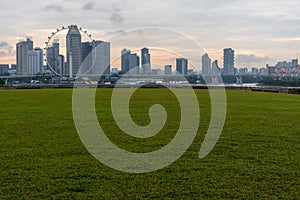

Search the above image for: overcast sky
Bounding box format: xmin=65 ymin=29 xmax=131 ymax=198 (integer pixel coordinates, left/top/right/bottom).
xmin=1 ymin=0 xmax=300 ymax=69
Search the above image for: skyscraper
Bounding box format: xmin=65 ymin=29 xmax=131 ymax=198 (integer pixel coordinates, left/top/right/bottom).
xmin=129 ymin=53 xmax=140 ymax=75
xmin=58 ymin=55 xmax=65 ymax=75
xmin=121 ymin=49 xmax=131 ymax=73
xmin=80 ymin=40 xmax=110 ymax=75
xmin=46 ymin=42 xmax=59 ymax=73
xmin=28 ymin=48 xmax=43 ymax=75
xmin=66 ymin=25 xmax=82 ymax=76
xmin=81 ymin=42 xmax=92 ymax=63
xmin=176 ymin=58 xmax=188 ymax=75
xmin=121 ymin=49 xmax=140 ymax=75
xmin=16 ymin=38 xmax=33 ymax=75
xmin=141 ymin=47 xmax=151 ymax=75
xmin=81 ymin=41 xmax=93 ymax=73
xmin=212 ymin=60 xmax=221 ymax=75
xmin=93 ymin=41 xmax=111 ymax=76
xmin=223 ymin=48 xmax=235 ymax=75
xmin=202 ymin=53 xmax=211 ymax=75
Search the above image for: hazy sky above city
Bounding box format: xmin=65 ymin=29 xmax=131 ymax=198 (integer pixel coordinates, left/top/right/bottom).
xmin=1 ymin=0 xmax=300 ymax=69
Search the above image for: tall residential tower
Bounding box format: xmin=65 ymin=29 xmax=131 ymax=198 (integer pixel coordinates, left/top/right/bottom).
xmin=202 ymin=53 xmax=211 ymax=75
xmin=28 ymin=48 xmax=43 ymax=75
xmin=176 ymin=58 xmax=188 ymax=75
xmin=16 ymin=38 xmax=33 ymax=75
xmin=223 ymin=48 xmax=235 ymax=75
xmin=141 ymin=47 xmax=151 ymax=75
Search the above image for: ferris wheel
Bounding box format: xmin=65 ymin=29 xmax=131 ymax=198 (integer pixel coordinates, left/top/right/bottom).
xmin=44 ymin=25 xmax=95 ymax=77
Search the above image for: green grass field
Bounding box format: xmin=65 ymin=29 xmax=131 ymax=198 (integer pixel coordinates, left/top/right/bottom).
xmin=0 ymin=88 xmax=299 ymax=199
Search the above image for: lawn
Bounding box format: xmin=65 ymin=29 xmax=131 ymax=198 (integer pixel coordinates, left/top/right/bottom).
xmin=0 ymin=88 xmax=299 ymax=199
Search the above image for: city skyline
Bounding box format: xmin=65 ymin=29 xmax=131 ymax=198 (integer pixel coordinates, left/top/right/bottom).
xmin=9 ymin=32 xmax=300 ymax=77
xmin=1 ymin=0 xmax=300 ymax=68
xmin=9 ymin=34 xmax=300 ymax=77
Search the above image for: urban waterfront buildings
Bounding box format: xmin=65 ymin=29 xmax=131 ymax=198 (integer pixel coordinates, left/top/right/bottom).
xmin=66 ymin=25 xmax=82 ymax=76
xmin=121 ymin=49 xmax=131 ymax=73
xmin=265 ymin=58 xmax=300 ymax=77
xmin=7 ymin=27 xmax=300 ymax=79
xmin=176 ymin=58 xmax=188 ymax=75
xmin=46 ymin=42 xmax=59 ymax=73
xmin=57 ymin=55 xmax=65 ymax=75
xmin=80 ymin=40 xmax=111 ymax=75
xmin=28 ymin=48 xmax=43 ymax=75
xmin=202 ymin=53 xmax=212 ymax=75
xmin=141 ymin=47 xmax=151 ymax=75
xmin=121 ymin=49 xmax=140 ymax=75
xmin=81 ymin=41 xmax=93 ymax=64
xmin=93 ymin=41 xmax=111 ymax=75
xmin=212 ymin=60 xmax=221 ymax=75
xmin=16 ymin=38 xmax=33 ymax=75
xmin=164 ymin=65 xmax=172 ymax=75
xmin=223 ymin=48 xmax=235 ymax=75
xmin=129 ymin=53 xmax=140 ymax=75
xmin=0 ymin=64 xmax=9 ymax=75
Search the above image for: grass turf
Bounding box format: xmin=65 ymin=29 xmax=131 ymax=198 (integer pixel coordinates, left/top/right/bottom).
xmin=0 ymin=88 xmax=299 ymax=199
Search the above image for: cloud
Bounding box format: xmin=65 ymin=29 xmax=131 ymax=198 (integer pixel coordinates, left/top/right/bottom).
xmin=45 ymin=5 xmax=64 ymax=12
xmin=82 ymin=2 xmax=95 ymax=10
xmin=0 ymin=42 xmax=10 ymax=48
xmin=110 ymin=13 xmax=123 ymax=24
xmin=0 ymin=52 xmax=6 ymax=57
xmin=236 ymin=54 xmax=274 ymax=66
xmin=1 ymin=0 xmax=300 ymax=65
xmin=0 ymin=42 xmax=14 ymax=57
xmin=105 ymin=30 xmax=128 ymax=36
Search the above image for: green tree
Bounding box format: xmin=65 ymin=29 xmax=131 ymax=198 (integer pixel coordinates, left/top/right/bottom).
xmin=0 ymin=78 xmax=5 ymax=85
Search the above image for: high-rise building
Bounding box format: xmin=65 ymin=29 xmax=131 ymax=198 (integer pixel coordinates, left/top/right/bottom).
xmin=0 ymin=64 xmax=9 ymax=75
xmin=266 ymin=64 xmax=276 ymax=76
xmin=212 ymin=60 xmax=221 ymax=75
xmin=46 ymin=47 xmax=54 ymax=71
xmin=223 ymin=48 xmax=235 ymax=75
xmin=260 ymin=68 xmax=267 ymax=76
xmin=141 ymin=47 xmax=151 ymax=75
xmin=81 ymin=42 xmax=92 ymax=63
xmin=121 ymin=49 xmax=131 ymax=73
xmin=164 ymin=65 xmax=172 ymax=75
xmin=252 ymin=67 xmax=259 ymax=75
xmin=202 ymin=53 xmax=211 ymax=75
xmin=66 ymin=25 xmax=82 ymax=76
xmin=238 ymin=67 xmax=248 ymax=75
xmin=81 ymin=41 xmax=93 ymax=73
xmin=176 ymin=58 xmax=188 ymax=75
xmin=121 ymin=49 xmax=141 ymax=75
xmin=58 ymin=55 xmax=65 ymax=75
xmin=53 ymin=43 xmax=59 ymax=72
xmin=129 ymin=53 xmax=140 ymax=75
xmin=46 ymin=42 xmax=59 ymax=73
xmin=93 ymin=41 xmax=111 ymax=76
xmin=28 ymin=48 xmax=43 ymax=75
xmin=292 ymin=59 xmax=298 ymax=67
xmin=16 ymin=38 xmax=33 ymax=75
xmin=80 ymin=40 xmax=111 ymax=75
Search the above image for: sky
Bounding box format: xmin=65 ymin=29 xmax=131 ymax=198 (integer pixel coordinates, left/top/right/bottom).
xmin=1 ymin=0 xmax=300 ymax=70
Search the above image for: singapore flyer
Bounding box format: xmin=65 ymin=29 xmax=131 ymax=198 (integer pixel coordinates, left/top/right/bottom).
xmin=44 ymin=25 xmax=95 ymax=77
